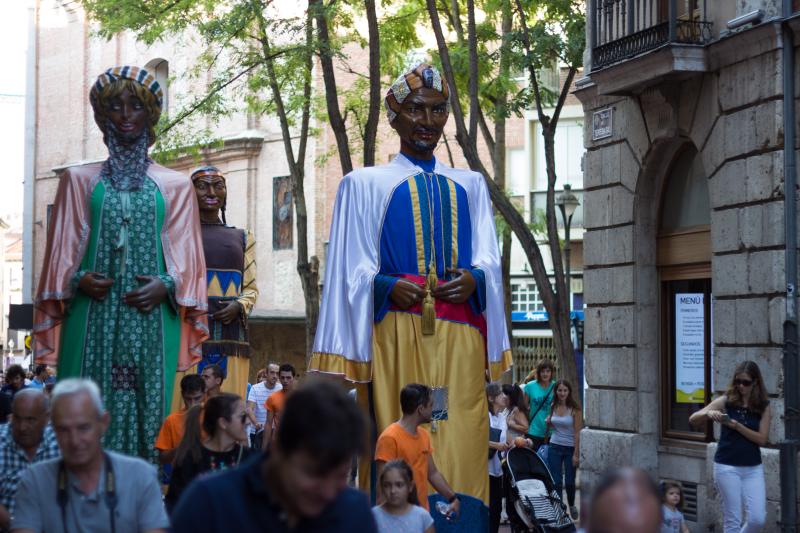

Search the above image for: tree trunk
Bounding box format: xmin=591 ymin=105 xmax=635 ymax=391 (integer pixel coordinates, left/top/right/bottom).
xmin=257 ymin=4 xmax=321 ymax=365
xmin=362 ymin=0 xmax=380 ymax=167
xmin=496 ymin=0 xmax=513 ymax=364
xmin=310 ymin=0 xmax=353 ymax=176
xmin=426 ymin=0 xmax=579 ymax=387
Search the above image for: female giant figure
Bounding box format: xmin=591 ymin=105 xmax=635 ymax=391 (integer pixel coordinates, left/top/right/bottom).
xmin=33 ymin=66 xmax=208 ymax=461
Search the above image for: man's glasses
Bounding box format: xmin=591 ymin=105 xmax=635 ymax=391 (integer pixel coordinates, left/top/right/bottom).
xmin=734 ymin=379 xmax=753 ymax=387
xmin=239 ymin=412 xmax=248 ymax=423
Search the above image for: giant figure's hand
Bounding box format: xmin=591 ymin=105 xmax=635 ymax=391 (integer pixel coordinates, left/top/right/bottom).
xmin=78 ymin=272 xmax=113 ymax=300
xmin=431 ymin=269 xmax=476 ymax=304
xmin=389 ymin=279 xmax=426 ymax=310
xmin=213 ymin=300 xmax=242 ymax=325
xmin=124 ymin=275 xmax=167 ymax=313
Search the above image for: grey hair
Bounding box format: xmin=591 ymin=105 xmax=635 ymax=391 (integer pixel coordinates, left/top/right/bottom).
xmin=51 ymin=378 xmax=106 ymax=416
xmin=12 ymin=388 xmax=50 ymax=411
xmin=485 ymin=381 xmax=502 ymax=399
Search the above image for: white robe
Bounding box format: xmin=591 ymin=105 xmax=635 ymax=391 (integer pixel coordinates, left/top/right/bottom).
xmin=310 ymin=155 xmax=511 ymax=382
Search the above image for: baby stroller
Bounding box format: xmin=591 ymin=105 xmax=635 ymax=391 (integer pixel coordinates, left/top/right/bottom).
xmin=503 ymin=446 xmax=576 ymax=533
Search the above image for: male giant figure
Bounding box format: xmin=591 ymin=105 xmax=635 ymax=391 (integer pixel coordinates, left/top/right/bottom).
xmin=310 ymin=63 xmax=512 ymax=504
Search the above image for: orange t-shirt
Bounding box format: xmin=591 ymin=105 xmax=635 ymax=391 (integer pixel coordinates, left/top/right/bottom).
xmin=374 ymin=422 xmax=433 ymax=510
xmin=265 ymin=390 xmax=288 ymax=428
xmin=155 ymin=409 xmax=186 ymax=451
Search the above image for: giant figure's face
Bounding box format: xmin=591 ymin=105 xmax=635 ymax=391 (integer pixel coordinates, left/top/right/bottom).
xmin=193 ymin=176 xmax=227 ymax=217
xmin=390 ymin=87 xmax=449 ymax=159
xmin=105 ymin=87 xmax=149 ymax=144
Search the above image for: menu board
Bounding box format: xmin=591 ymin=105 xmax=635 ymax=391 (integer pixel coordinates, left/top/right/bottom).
xmin=675 ymin=293 xmax=705 ymax=403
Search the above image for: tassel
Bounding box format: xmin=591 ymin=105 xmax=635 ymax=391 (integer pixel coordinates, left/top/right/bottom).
xmin=422 ymin=291 xmax=436 ymax=335
xmin=422 ymin=261 xmax=438 ymax=335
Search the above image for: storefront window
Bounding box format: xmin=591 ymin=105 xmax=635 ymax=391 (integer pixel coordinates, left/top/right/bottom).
xmin=658 ymin=145 xmax=712 ymax=442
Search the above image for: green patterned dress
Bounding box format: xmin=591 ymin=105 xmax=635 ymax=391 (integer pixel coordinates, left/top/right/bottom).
xmin=58 ymin=176 xmax=181 ymax=463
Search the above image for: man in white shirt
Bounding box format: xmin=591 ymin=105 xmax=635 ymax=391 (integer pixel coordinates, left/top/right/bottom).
xmin=246 ymin=363 xmax=281 ymax=448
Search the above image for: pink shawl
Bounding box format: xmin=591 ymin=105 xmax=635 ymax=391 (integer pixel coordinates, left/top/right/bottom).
xmin=33 ymin=162 xmax=209 ymax=371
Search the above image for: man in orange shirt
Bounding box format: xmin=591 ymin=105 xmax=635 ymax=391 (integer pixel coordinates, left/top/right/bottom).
xmin=263 ymin=363 xmax=296 ymax=447
xmin=155 ymin=374 xmax=205 ymax=464
xmin=375 ymin=383 xmax=460 ymax=515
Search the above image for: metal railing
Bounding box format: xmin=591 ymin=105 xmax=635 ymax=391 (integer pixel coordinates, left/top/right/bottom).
xmin=512 ymin=336 xmax=559 ymax=384
xmin=590 ymin=0 xmax=713 ymax=71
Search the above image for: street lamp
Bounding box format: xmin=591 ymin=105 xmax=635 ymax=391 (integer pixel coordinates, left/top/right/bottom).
xmin=555 ymin=184 xmax=580 ymax=314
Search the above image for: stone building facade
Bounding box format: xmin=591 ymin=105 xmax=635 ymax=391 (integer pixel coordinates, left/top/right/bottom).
xmin=576 ymin=1 xmax=797 ymax=529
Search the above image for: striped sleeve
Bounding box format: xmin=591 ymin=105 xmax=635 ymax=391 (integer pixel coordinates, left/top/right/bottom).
xmin=237 ymin=230 xmax=258 ymax=315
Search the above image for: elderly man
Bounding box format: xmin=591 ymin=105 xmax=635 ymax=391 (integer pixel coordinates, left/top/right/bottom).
xmin=0 ymin=389 xmax=60 ymax=530
xmin=310 ymin=62 xmax=511 ymax=504
xmin=11 ymin=379 xmax=169 ymax=533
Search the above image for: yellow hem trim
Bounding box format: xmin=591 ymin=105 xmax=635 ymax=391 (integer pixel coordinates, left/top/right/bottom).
xmin=489 ymin=349 xmax=514 ymax=381
xmin=309 ymin=352 xmax=372 ymax=383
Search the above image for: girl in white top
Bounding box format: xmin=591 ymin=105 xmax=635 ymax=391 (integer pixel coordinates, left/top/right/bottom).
xmin=545 ymin=379 xmax=583 ymax=519
xmin=372 ymin=460 xmax=435 ymax=533
xmin=487 ymin=383 xmax=509 ymax=533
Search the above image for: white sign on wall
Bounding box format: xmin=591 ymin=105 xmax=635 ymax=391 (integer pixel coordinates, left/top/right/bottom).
xmin=675 ymin=293 xmax=705 ymax=403
xmin=592 ymin=108 xmax=612 ymax=140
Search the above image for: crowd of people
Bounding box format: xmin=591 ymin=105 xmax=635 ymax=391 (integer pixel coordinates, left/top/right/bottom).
xmin=0 ymin=355 xmax=774 ymax=532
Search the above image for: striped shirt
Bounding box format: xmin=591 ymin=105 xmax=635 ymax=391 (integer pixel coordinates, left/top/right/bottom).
xmin=0 ymin=423 xmax=60 ymax=515
xmin=246 ymin=382 xmax=282 ymax=434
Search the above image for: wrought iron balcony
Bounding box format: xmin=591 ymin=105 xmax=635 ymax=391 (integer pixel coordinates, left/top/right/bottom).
xmin=590 ymin=0 xmax=713 ymax=71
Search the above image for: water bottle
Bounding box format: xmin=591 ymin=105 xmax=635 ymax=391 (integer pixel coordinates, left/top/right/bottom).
xmin=435 ymin=501 xmax=454 ymax=521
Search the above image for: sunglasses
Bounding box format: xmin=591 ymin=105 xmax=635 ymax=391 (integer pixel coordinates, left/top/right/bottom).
xmin=734 ymin=379 xmax=753 ymax=387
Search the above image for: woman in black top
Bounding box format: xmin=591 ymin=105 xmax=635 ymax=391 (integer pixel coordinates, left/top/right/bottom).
xmin=167 ymin=393 xmax=255 ymax=512
xmin=689 ymin=361 xmax=770 ymax=533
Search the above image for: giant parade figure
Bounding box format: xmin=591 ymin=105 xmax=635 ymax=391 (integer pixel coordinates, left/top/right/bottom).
xmin=310 ymin=63 xmax=512 ymax=504
xmin=33 ymin=66 xmax=208 ymax=462
xmin=170 ymin=165 xmax=259 ymax=407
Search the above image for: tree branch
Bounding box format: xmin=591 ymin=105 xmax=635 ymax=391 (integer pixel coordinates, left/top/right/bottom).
xmin=310 ymin=0 xmax=353 ymax=175
xmin=160 ymin=64 xmax=258 ymax=135
xmin=362 ymin=0 xmax=380 ymax=167
xmin=512 ymin=0 xmax=546 ymax=124
xmin=467 ymin=0 xmax=479 ymax=140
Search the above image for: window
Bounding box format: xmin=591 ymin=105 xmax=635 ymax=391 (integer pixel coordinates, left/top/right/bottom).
xmin=658 ymin=145 xmax=712 ymax=442
xmin=145 ymin=59 xmax=169 ymax=114
xmin=511 ymin=281 xmax=544 ymax=313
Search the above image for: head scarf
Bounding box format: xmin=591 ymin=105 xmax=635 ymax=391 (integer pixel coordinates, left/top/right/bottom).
xmin=190 ymin=166 xmax=225 ymax=182
xmin=384 ymin=62 xmax=450 ymax=123
xmin=89 ymin=66 xmax=163 ymax=192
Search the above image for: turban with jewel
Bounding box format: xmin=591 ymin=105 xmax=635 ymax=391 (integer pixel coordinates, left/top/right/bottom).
xmin=384 ymin=62 xmax=450 ymax=123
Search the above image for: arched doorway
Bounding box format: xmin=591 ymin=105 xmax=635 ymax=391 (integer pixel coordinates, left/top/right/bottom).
xmin=657 ymin=144 xmax=713 ymax=441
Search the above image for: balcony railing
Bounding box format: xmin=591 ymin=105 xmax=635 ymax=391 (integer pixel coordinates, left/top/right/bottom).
xmin=590 ymin=0 xmax=713 ymax=71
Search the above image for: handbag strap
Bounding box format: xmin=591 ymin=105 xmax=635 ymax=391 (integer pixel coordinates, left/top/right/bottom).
xmin=530 ymin=383 xmax=554 ymax=421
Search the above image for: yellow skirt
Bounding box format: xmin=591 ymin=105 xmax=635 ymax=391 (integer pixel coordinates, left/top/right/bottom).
xmin=169 ymin=356 xmax=250 ymax=413
xmin=366 ymin=311 xmax=489 ymax=504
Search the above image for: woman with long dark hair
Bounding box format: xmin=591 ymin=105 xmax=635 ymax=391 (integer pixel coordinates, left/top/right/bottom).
xmin=545 ymin=379 xmax=582 ymax=519
xmin=689 ymin=361 xmax=770 ymax=532
xmin=166 ymin=393 xmax=254 ymax=512
xmin=502 ymin=383 xmax=531 ymax=447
